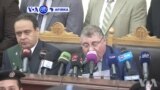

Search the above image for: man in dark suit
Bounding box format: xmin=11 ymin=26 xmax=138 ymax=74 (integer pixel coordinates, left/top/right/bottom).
xmin=0 ymin=0 xmax=20 ymax=67
xmin=146 ymin=0 xmax=160 ymax=38
xmin=79 ymin=25 xmax=139 ymax=80
xmin=20 ymin=0 xmax=84 ymax=35
xmin=2 ymin=13 xmax=61 ymax=75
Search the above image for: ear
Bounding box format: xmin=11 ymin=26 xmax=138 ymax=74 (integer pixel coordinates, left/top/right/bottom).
xmin=102 ymin=38 xmax=107 ymax=45
xmin=36 ymin=27 xmax=40 ymax=32
xmin=105 ymin=39 xmax=107 ymax=45
xmin=36 ymin=27 xmax=40 ymax=35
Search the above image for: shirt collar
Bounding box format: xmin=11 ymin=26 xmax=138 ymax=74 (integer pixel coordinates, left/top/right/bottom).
xmin=30 ymin=41 xmax=38 ymax=54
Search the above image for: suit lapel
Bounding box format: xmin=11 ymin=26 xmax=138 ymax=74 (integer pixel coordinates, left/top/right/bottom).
xmin=29 ymin=40 xmax=43 ymax=73
xmin=29 ymin=0 xmax=41 ymax=18
xmin=31 ymin=0 xmax=39 ymax=6
xmin=94 ymin=0 xmax=105 ymax=25
xmin=106 ymin=0 xmax=127 ymax=33
xmin=45 ymin=0 xmax=61 ymax=30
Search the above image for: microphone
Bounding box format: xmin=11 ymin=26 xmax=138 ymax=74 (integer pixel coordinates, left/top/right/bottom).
xmin=139 ymin=51 xmax=150 ymax=80
xmin=108 ymin=54 xmax=118 ymax=79
xmin=38 ymin=49 xmax=48 ymax=75
xmin=139 ymin=52 xmax=158 ymax=88
xmin=71 ymin=53 xmax=82 ymax=77
xmin=67 ymin=68 xmax=73 ymax=76
xmin=41 ymin=52 xmax=53 ymax=75
xmin=21 ymin=49 xmax=31 ymax=73
xmin=118 ymin=49 xmax=133 ymax=72
xmin=58 ymin=51 xmax=71 ymax=76
xmin=86 ymin=50 xmax=98 ymax=78
xmin=118 ymin=48 xmax=139 ymax=80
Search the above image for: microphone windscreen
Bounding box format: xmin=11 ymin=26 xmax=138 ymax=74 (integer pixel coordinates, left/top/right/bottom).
xmin=39 ymin=49 xmax=48 ymax=59
xmin=120 ymin=48 xmax=127 ymax=53
xmin=71 ymin=53 xmax=82 ymax=68
xmin=22 ymin=49 xmax=31 ymax=58
xmin=108 ymin=54 xmax=118 ymax=68
xmin=118 ymin=50 xmax=133 ymax=63
xmin=58 ymin=51 xmax=71 ymax=64
xmin=139 ymin=51 xmax=150 ymax=64
xmin=86 ymin=50 xmax=97 ymax=64
xmin=44 ymin=52 xmax=52 ymax=60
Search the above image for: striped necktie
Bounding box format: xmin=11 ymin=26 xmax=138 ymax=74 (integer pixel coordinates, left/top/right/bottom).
xmin=102 ymin=0 xmax=114 ymax=34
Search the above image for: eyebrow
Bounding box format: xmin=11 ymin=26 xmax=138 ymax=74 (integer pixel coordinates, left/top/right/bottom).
xmin=15 ymin=29 xmax=31 ymax=32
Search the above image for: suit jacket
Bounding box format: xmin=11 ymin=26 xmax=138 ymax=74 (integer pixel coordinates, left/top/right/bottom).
xmin=82 ymin=46 xmax=139 ymax=80
xmin=84 ymin=0 xmax=147 ymax=37
xmin=2 ymin=40 xmax=61 ymax=75
xmin=0 ymin=0 xmax=20 ymax=66
xmin=20 ymin=0 xmax=83 ymax=35
xmin=146 ymin=0 xmax=160 ymax=38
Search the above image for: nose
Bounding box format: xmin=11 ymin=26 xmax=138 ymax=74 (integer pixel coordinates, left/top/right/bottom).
xmin=89 ymin=46 xmax=94 ymax=51
xmin=20 ymin=33 xmax=27 ymax=39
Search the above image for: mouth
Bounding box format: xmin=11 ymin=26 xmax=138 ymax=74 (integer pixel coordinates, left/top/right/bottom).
xmin=20 ymin=42 xmax=28 ymax=47
xmin=21 ymin=42 xmax=27 ymax=45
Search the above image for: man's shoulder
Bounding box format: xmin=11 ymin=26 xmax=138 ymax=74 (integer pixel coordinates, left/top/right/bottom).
xmin=41 ymin=41 xmax=60 ymax=51
xmin=6 ymin=44 xmax=20 ymax=52
xmin=106 ymin=45 xmax=120 ymax=54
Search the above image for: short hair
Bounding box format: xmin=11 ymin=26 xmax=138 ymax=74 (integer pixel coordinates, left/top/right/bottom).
xmin=80 ymin=25 xmax=105 ymax=38
xmin=15 ymin=13 xmax=38 ymax=29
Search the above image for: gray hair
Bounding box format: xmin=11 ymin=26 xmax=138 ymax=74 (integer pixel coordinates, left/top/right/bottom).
xmin=80 ymin=25 xmax=105 ymax=38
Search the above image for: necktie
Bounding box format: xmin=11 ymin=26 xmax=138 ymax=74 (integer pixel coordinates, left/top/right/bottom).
xmin=37 ymin=0 xmax=47 ymax=28
xmin=102 ymin=0 xmax=114 ymax=34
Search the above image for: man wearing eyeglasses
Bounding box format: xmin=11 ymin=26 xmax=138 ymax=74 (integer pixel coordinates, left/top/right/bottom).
xmin=80 ymin=25 xmax=114 ymax=79
xmin=79 ymin=25 xmax=139 ymax=80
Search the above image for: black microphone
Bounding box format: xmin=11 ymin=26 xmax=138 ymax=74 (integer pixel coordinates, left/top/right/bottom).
xmin=58 ymin=51 xmax=71 ymax=76
xmin=71 ymin=53 xmax=82 ymax=77
xmin=86 ymin=50 xmax=98 ymax=78
xmin=21 ymin=49 xmax=31 ymax=73
xmin=139 ymin=51 xmax=150 ymax=80
xmin=139 ymin=51 xmax=159 ymax=88
xmin=38 ymin=49 xmax=48 ymax=75
xmin=108 ymin=53 xmax=118 ymax=79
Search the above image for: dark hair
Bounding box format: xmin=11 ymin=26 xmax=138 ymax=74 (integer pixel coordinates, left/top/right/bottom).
xmin=15 ymin=13 xmax=38 ymax=29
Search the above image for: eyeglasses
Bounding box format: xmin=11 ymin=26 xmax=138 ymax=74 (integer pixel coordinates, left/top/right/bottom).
xmin=81 ymin=36 xmax=104 ymax=49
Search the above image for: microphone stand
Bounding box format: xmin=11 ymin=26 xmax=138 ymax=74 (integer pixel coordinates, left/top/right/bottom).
xmin=67 ymin=69 xmax=73 ymax=76
xmin=73 ymin=66 xmax=78 ymax=77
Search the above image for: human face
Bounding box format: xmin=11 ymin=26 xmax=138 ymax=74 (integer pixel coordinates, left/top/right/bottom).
xmin=80 ymin=34 xmax=106 ymax=61
xmin=14 ymin=20 xmax=39 ymax=49
xmin=0 ymin=80 xmax=22 ymax=90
